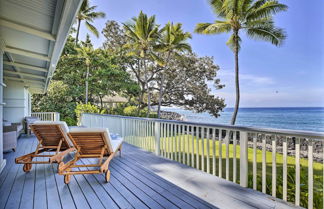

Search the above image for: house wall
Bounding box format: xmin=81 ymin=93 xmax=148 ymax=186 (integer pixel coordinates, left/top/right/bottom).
xmin=3 ymin=80 xmax=31 ymax=123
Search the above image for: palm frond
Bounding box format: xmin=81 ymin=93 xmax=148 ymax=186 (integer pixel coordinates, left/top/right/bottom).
xmin=86 ymin=12 xmax=106 ymax=19
xmin=150 ymin=52 xmax=165 ymax=66
xmin=85 ymin=22 xmax=99 ymax=37
xmin=246 ymin=1 xmax=288 ymax=21
xmin=238 ymin=0 xmax=253 ymax=15
xmin=244 ymin=17 xmax=273 ymax=27
xmin=195 ymin=21 xmax=231 ymax=34
xmin=247 ymin=25 xmax=286 ymax=46
xmin=209 ymin=0 xmax=227 ymax=17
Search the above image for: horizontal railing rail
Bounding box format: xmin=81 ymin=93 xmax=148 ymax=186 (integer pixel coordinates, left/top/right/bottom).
xmin=81 ymin=113 xmax=324 ymax=209
xmin=31 ymin=112 xmax=60 ymax=121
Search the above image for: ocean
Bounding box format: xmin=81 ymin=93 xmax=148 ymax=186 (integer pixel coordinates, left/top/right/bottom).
xmin=162 ymin=107 xmax=324 ymax=132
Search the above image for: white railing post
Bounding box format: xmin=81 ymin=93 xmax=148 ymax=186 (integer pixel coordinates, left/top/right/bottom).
xmin=240 ymin=131 xmax=249 ymax=187
xmin=121 ymin=118 xmax=125 ymax=137
xmin=154 ymin=121 xmax=161 ymax=156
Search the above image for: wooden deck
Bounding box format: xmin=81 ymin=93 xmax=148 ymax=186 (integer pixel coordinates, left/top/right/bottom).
xmin=0 ymin=135 xmax=298 ymax=209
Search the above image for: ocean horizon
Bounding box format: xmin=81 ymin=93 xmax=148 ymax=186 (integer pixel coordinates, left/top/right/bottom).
xmin=162 ymin=107 xmax=324 ymax=132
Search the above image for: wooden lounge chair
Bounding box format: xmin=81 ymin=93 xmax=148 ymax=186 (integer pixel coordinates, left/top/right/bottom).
xmin=15 ymin=121 xmax=75 ymax=172
xmin=58 ymin=128 xmax=123 ymax=184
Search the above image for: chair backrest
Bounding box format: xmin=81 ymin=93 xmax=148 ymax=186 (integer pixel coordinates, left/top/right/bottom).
xmin=31 ymin=121 xmax=71 ymax=149
xmin=68 ymin=128 xmax=113 ymax=156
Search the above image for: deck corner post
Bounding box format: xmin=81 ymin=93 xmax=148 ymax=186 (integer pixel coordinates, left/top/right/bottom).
xmin=154 ymin=121 xmax=161 ymax=156
xmin=240 ymin=131 xmax=249 ymax=187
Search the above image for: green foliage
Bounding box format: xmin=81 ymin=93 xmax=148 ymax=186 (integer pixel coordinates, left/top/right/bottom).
xmin=102 ymin=14 xmax=225 ymax=118
xmin=123 ymin=106 xmax=138 ymax=116
xmin=122 ymin=106 xmax=157 ymax=118
xmin=75 ymin=0 xmax=106 ymax=43
xmin=75 ymin=102 xmax=106 ymax=125
xmin=194 ymin=0 xmax=287 ymax=49
xmin=32 ymin=81 xmax=77 ymax=126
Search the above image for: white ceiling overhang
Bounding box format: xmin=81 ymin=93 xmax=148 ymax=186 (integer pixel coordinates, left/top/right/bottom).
xmin=0 ymin=0 xmax=82 ymax=94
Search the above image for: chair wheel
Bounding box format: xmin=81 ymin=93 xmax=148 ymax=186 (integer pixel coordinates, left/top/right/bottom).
xmin=64 ymin=175 xmax=70 ymax=184
xmin=105 ymin=170 xmax=111 ymax=182
xmin=23 ymin=164 xmax=32 ymax=172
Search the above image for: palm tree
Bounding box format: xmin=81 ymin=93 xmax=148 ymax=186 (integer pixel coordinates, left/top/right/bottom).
xmin=75 ymin=0 xmax=105 ymax=44
xmin=195 ymin=0 xmax=287 ymax=125
xmin=123 ymin=11 xmax=162 ymax=117
xmin=76 ymin=45 xmax=94 ymax=104
xmin=156 ymin=22 xmax=192 ymax=118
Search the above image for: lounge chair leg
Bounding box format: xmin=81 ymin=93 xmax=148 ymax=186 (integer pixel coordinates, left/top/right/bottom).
xmin=23 ymin=164 xmax=32 ymax=172
xmin=105 ymin=170 xmax=111 ymax=182
xmin=64 ymin=175 xmax=71 ymax=184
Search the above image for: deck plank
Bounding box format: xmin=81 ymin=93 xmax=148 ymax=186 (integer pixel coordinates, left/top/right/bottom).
xmin=72 ymin=168 xmax=105 ymax=209
xmin=44 ymin=163 xmax=62 ymax=209
xmin=0 ymin=138 xmax=33 ymax=209
xmin=115 ymin=157 xmax=212 ymax=209
xmin=5 ymin=139 xmax=36 ymax=209
xmin=19 ymin=139 xmax=38 ymax=209
xmin=123 ymin=144 xmax=297 ymax=209
xmin=33 ymin=155 xmax=48 ymax=209
xmin=66 ymin=176 xmax=91 ymax=209
xmin=0 ymin=136 xmax=299 ymax=209
xmin=79 ymin=159 xmax=134 ymax=209
xmin=109 ymin=166 xmax=164 ymax=209
xmin=110 ymin=162 xmax=179 ymax=209
xmin=82 ymin=158 xmax=148 ymax=209
xmin=52 ymin=163 xmax=76 ymax=209
xmin=112 ymin=160 xmax=199 ymax=209
xmin=76 ymin=166 xmax=119 ymax=209
xmin=0 ymin=137 xmax=29 ymax=187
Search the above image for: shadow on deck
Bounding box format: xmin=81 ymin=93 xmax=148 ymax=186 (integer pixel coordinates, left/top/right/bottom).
xmin=0 ymin=135 xmax=298 ymax=209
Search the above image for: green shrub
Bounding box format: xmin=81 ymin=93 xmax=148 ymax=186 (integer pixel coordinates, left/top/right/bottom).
xmin=122 ymin=105 xmax=158 ymax=118
xmin=75 ymin=102 xmax=106 ymax=125
xmin=61 ymin=116 xmax=77 ymax=126
xmin=123 ymin=106 xmax=138 ymax=116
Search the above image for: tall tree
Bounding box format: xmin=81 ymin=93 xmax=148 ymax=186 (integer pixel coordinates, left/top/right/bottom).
xmin=76 ymin=45 xmax=94 ymax=104
xmin=195 ymin=0 xmax=287 ymax=125
xmin=151 ymin=52 xmax=225 ymax=117
xmin=75 ymin=0 xmax=105 ymax=44
xmin=123 ymin=11 xmax=162 ymax=116
xmin=156 ymin=22 xmax=192 ymax=118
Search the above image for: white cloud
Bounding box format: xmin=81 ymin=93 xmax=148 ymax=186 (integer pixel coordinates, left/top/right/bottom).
xmin=209 ymin=70 xmax=324 ymax=107
xmin=218 ymin=70 xmax=275 ymax=86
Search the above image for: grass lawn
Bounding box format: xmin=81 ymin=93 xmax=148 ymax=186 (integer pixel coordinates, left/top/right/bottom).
xmin=126 ymin=134 xmax=323 ymax=208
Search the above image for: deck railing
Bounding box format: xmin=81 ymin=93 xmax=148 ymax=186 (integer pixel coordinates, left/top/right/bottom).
xmin=31 ymin=112 xmax=60 ymax=121
xmin=81 ymin=113 xmax=324 ymax=209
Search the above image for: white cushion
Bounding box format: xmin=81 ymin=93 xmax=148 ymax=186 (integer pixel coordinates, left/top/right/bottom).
xmin=69 ymin=127 xmax=123 ymax=153
xmin=111 ymin=138 xmax=123 ymax=152
xmin=33 ymin=121 xmax=69 ymax=133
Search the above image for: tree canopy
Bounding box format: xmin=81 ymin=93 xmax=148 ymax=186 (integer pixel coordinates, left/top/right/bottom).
xmin=33 ymin=11 xmax=226 ymax=124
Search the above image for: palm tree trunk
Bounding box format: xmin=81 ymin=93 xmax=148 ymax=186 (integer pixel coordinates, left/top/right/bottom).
xmin=157 ymin=74 xmax=164 ymax=118
xmin=143 ymin=58 xmax=151 ymax=118
xmin=76 ymin=19 xmax=81 ymax=45
xmin=231 ymin=31 xmax=240 ymax=125
xmin=99 ymin=95 xmax=103 ymax=109
xmin=85 ymin=64 xmax=89 ymax=104
xmin=157 ymin=52 xmax=171 ymax=118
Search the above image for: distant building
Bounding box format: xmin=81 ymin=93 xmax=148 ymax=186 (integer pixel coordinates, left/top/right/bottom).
xmin=94 ymin=95 xmax=128 ymax=108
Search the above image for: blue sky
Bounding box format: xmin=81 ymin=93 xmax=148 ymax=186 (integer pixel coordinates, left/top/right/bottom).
xmin=78 ymin=0 xmax=324 ymax=107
